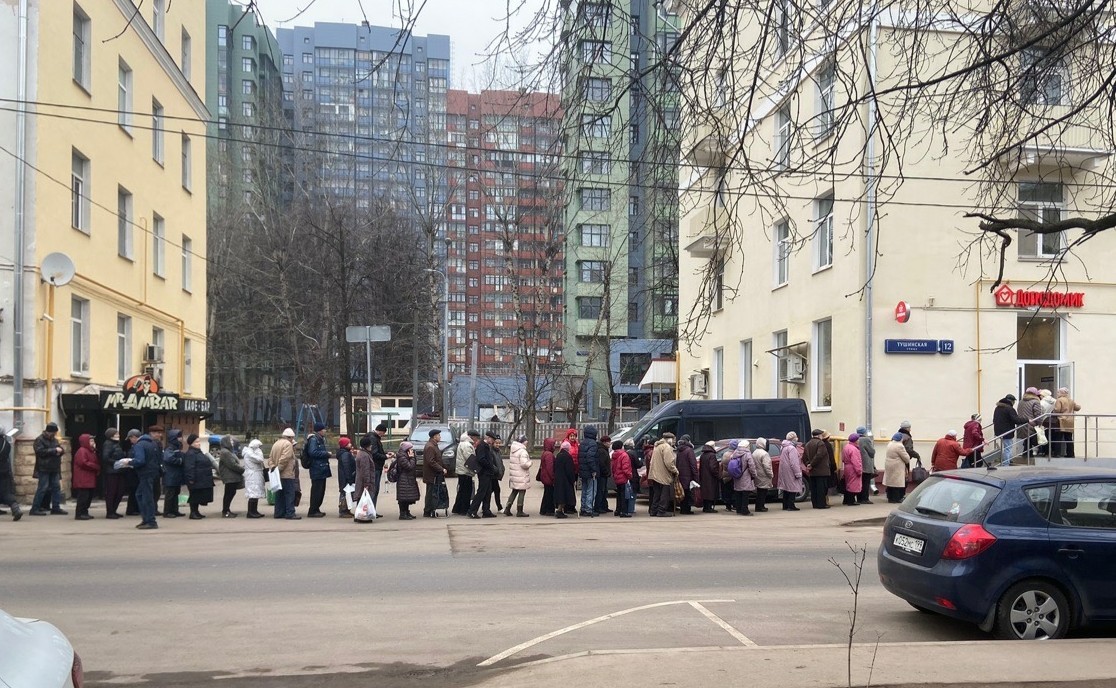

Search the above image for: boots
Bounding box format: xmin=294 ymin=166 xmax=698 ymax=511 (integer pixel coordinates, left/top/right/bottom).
xmin=503 ymin=504 xmax=513 ymax=516
xmin=516 ymin=508 xmax=529 ymax=518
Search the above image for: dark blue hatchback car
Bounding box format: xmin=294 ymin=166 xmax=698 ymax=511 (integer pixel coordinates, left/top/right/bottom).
xmin=878 ymin=466 xmax=1116 ymax=640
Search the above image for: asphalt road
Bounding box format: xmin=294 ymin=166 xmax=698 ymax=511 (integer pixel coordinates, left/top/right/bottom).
xmin=0 ymin=495 xmax=1108 ymax=687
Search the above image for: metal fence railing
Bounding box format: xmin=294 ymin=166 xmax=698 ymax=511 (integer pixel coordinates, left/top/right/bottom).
xmin=973 ymin=414 xmax=1116 ymax=467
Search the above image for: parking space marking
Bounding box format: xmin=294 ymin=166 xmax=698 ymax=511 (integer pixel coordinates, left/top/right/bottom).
xmin=477 ymin=599 xmax=736 ymax=667
xmin=688 ymin=601 xmax=757 ymax=646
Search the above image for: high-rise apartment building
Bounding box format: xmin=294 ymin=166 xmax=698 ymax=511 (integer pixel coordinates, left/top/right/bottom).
xmin=559 ymin=1 xmax=681 ymax=420
xmin=443 ymin=90 xmax=565 ymax=410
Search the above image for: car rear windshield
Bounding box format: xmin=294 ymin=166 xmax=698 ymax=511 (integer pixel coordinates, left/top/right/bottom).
xmin=898 ymin=476 xmax=1000 ymax=524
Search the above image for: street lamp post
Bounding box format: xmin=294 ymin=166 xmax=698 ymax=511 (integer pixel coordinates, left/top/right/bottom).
xmin=425 ymin=268 xmax=450 ymax=421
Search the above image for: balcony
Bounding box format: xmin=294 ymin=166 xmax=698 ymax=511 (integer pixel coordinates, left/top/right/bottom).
xmin=1006 ymin=110 xmax=1111 ymax=171
xmin=682 ymin=203 xmax=730 ymax=258
xmin=683 ymin=122 xmax=729 ymax=168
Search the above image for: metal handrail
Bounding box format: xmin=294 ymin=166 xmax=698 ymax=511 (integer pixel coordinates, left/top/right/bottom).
xmin=972 ymin=412 xmax=1116 ymax=468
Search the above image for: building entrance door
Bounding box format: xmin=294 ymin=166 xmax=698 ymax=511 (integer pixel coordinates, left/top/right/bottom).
xmin=1016 ymin=315 xmax=1065 ymax=395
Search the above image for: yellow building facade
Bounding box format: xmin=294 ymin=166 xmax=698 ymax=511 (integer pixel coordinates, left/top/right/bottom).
xmin=1 ymin=1 xmax=209 ymax=497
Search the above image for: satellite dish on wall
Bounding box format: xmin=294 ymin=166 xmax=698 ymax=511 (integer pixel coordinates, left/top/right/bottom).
xmin=41 ymin=252 xmax=75 ymax=286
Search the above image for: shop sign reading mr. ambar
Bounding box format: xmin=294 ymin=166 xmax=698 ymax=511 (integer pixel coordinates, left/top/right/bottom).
xmin=100 ymin=374 xmax=181 ymax=412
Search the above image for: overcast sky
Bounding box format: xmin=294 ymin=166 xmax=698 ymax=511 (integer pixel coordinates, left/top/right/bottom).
xmin=257 ymin=0 xmax=543 ymax=89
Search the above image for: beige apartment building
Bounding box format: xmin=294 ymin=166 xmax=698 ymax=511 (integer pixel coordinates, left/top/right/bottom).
xmin=675 ymin=4 xmax=1115 ymax=456
xmin=1 ymin=1 xmax=210 ymax=497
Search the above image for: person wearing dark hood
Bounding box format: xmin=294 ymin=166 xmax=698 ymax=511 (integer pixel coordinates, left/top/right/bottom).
xmin=698 ymin=440 xmax=722 ymax=513
xmin=453 ymin=429 xmax=480 ymax=515
xmin=242 ymin=439 xmax=268 ymax=518
xmin=100 ymin=428 xmax=126 ymax=519
xmin=183 ymin=434 xmax=214 ymax=519
xmin=992 ymin=394 xmax=1026 ymax=466
xmin=162 ymin=429 xmax=185 ymax=518
xmin=804 ymin=429 xmax=832 ymax=509
xmin=552 ymin=441 xmax=577 ymax=519
xmin=72 ymin=433 xmax=100 ymax=520
xmin=217 ymin=435 xmax=245 ymax=517
xmin=577 ymin=425 xmax=600 ymax=517
xmin=467 ymin=431 xmax=500 ymax=518
xmin=305 ymin=422 xmax=332 ymax=518
xmin=30 ymin=422 xmax=67 ymax=516
xmin=0 ymin=425 xmax=23 ymax=520
xmin=336 ymin=437 xmax=355 ymax=518
xmin=122 ymin=429 xmax=142 ymax=516
xmin=675 ymin=434 xmax=699 ymax=514
xmin=125 ymin=425 xmax=164 ymax=529
xmin=538 ymin=437 xmax=557 ymax=516
xmin=394 ymin=441 xmax=420 ymax=520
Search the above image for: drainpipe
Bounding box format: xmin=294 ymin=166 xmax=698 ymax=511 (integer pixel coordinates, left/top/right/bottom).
xmin=12 ymin=0 xmax=30 ymax=430
xmin=863 ymin=11 xmax=879 ymax=433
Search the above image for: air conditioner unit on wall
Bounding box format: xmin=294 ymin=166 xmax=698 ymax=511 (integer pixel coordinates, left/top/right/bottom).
xmin=143 ymin=344 xmax=164 ymax=363
xmin=690 ymin=371 xmax=708 ymax=396
xmin=779 ymin=355 xmax=807 ymax=384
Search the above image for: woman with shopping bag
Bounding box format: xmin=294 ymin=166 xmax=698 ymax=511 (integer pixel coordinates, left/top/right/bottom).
xmin=353 ymin=435 xmax=379 ymax=522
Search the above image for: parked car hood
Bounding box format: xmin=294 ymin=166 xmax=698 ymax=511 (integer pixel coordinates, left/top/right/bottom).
xmin=0 ymin=609 xmax=74 ymax=687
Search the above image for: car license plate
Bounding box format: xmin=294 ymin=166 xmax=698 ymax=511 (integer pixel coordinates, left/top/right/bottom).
xmin=893 ymin=533 xmax=925 ymax=555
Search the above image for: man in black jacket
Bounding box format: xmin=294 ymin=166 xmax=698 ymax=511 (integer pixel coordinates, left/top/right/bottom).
xmin=0 ymin=427 xmax=22 ymax=520
xmin=467 ymin=431 xmax=500 ymax=518
xmin=992 ymin=394 xmax=1028 ymax=466
xmin=336 ymin=437 xmax=356 ymax=518
xmin=30 ymin=422 xmax=67 ymax=516
xmin=578 ymin=426 xmax=600 ymax=517
xmin=125 ymin=426 xmax=165 ymax=529
xmin=367 ymin=424 xmax=390 ymax=505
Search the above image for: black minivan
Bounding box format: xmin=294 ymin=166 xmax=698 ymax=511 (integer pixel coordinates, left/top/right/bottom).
xmin=618 ymin=399 xmax=812 ymax=447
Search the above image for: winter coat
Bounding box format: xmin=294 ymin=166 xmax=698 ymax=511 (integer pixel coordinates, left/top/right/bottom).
xmin=394 ymin=451 xmax=420 ymax=503
xmin=507 ymin=441 xmax=533 ymax=490
xmin=307 ymin=433 xmax=332 ymax=481
xmin=474 ymin=442 xmax=498 ymax=478
xmin=538 ymin=438 xmax=556 ymax=487
xmin=898 ymin=429 xmax=920 ymax=461
xmin=883 ymin=440 xmax=911 ymax=488
xmin=676 ymin=441 xmax=698 ymax=488
xmin=565 ymin=430 xmax=580 ymax=469
xmin=492 ymin=447 xmax=506 ymax=480
xmin=183 ymin=447 xmax=215 ymax=489
xmin=72 ymin=434 xmax=100 ymax=490
xmin=698 ymin=446 xmax=721 ymax=501
xmin=628 ymin=449 xmax=644 ymax=485
xmin=33 ymin=432 xmax=64 ymax=473
xmin=730 ymin=447 xmax=758 ymax=493
xmin=803 ymin=438 xmax=831 ymax=477
xmin=242 ymin=440 xmax=268 ymax=499
xmin=857 ymin=435 xmax=877 ymax=476
xmin=368 ymin=432 xmax=389 ymax=467
xmin=752 ymin=447 xmax=774 ymax=489
xmin=354 ymin=449 xmax=376 ymax=503
xmin=597 ymin=441 xmax=611 ymax=480
xmin=648 ymin=439 xmax=678 ymax=485
xmin=993 ymin=398 xmax=1027 ymax=437
xmin=776 ymin=440 xmax=803 ymax=494
xmin=337 ymin=448 xmax=356 ymax=489
xmin=611 ymin=449 xmax=633 ymax=486
xmin=1054 ymin=394 xmax=1081 ymax=431
xmin=218 ymin=437 xmax=245 ymax=488
xmin=422 ymin=438 xmax=447 ymax=484
xmin=1017 ymin=394 xmax=1043 ymax=439
xmin=578 ymin=426 xmax=600 ymax=480
xmin=160 ymin=430 xmax=184 ymax=487
xmin=842 ymin=440 xmax=863 ymax=493
xmin=268 ymin=438 xmax=298 ymax=480
xmin=101 ymin=438 xmax=125 ymax=475
xmin=130 ymin=434 xmax=162 ymax=478
xmin=930 ymin=437 xmax=972 ymax=473
xmin=455 ymin=439 xmax=476 ymax=477
xmin=963 ymin=421 xmax=984 ymax=451
xmin=553 ymin=448 xmax=577 ymax=507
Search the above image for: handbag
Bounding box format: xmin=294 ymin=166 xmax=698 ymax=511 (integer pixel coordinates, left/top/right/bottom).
xmin=673 ymin=480 xmax=684 ymax=501
xmin=267 ymin=466 xmax=282 ymax=489
xmin=910 ymin=459 xmax=930 ymax=485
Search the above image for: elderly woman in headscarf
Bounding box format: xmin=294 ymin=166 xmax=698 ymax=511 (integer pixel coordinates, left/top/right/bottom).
xmin=552 ymin=440 xmax=577 ymax=519
xmin=884 ymin=432 xmax=912 ymax=504
xmin=394 ymin=440 xmax=420 ymax=520
xmin=698 ymin=440 xmax=722 ymax=512
xmin=752 ymin=438 xmax=773 ymax=512
xmin=727 ymin=439 xmax=758 ymax=516
xmin=242 ymin=438 xmax=268 ymax=518
xmin=842 ymin=433 xmax=863 ymax=506
xmin=777 ymin=432 xmax=803 ymax=511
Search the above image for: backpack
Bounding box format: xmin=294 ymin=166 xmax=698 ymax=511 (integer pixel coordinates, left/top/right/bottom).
xmin=727 ymin=457 xmax=744 ymax=480
xmin=387 ymin=458 xmax=400 ymax=483
xmin=299 ymin=436 xmax=313 ymax=469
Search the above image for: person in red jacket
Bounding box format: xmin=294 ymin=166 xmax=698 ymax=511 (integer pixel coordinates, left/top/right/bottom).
xmin=962 ymin=414 xmax=984 ymax=468
xmin=565 ymin=429 xmax=579 ymax=474
xmin=538 ymin=438 xmax=556 ymax=516
xmin=72 ymin=433 xmax=101 ymax=521
xmin=931 ymin=430 xmax=973 ymax=473
xmin=610 ymin=440 xmax=634 ymax=517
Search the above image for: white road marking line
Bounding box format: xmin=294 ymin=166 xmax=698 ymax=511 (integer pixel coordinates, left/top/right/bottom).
xmin=688 ymin=601 xmax=757 ymax=647
xmin=477 ymin=599 xmax=736 ymax=667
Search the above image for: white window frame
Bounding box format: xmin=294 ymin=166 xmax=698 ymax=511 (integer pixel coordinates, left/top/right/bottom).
xmin=775 ymin=0 xmax=794 ymax=57
xmin=152 ymin=0 xmax=165 ymax=41
xmin=117 ymin=314 xmax=132 ymax=384
xmin=183 ymin=339 xmax=193 ymax=393
xmin=181 ymin=235 xmax=193 ymax=292
xmin=152 ymin=213 xmax=166 ymax=277
xmin=774 ymin=220 xmax=791 ymax=287
xmin=71 ymin=149 xmax=90 ymax=233
xmin=1018 ymin=182 xmax=1065 ymax=259
xmin=812 ymin=318 xmax=833 ymax=410
xmin=117 ymin=187 xmax=134 ymax=260
xmin=181 ymin=28 xmax=192 ymax=80
xmin=70 ymin=296 xmax=90 ymax=376
xmin=712 ymin=347 xmax=724 ymax=400
xmin=773 ymin=330 xmax=789 ymax=397
xmin=73 ymin=5 xmax=91 ymax=90
xmin=118 ymin=59 xmax=133 ymax=132
xmin=181 ymin=133 xmax=192 ymax=191
xmin=816 ymin=60 xmax=835 ymax=138
xmin=713 ymin=257 xmax=725 ymax=310
xmin=774 ymin=106 xmax=792 ymax=171
xmin=814 ymin=195 xmax=834 ymax=271
xmin=152 ymin=99 xmax=165 ymax=164
xmin=738 ymin=339 xmax=753 ymax=399
xmin=1020 ymin=47 xmax=1067 ymax=106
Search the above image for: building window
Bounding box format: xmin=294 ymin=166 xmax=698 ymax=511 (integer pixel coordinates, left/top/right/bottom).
xmin=814 ymin=195 xmax=833 ymax=270
xmin=152 ymin=0 xmax=165 ymax=41
xmin=583 ymin=2 xmax=610 ymax=30
xmin=773 ymin=330 xmax=789 ymax=397
xmin=242 ymin=57 xmax=255 ymax=73
xmin=117 ymin=314 xmax=132 ymax=383
xmin=578 ymin=151 xmax=612 ymax=174
xmin=1018 ymin=182 xmax=1064 ymax=258
xmin=774 ymin=220 xmax=791 ymax=286
xmin=619 ymin=353 xmax=651 ymax=385
xmin=217 ymin=25 xmax=228 ymax=48
xmin=71 ymin=150 xmax=90 ymax=232
xmin=73 ymin=5 xmax=91 ymax=90
xmin=580 ymin=40 xmax=612 ymax=64
xmin=242 ymin=35 xmax=255 ymax=51
xmin=581 ymin=114 xmax=611 ymax=139
xmin=302 ymin=71 xmax=313 ymax=83
xmin=181 ymin=235 xmax=193 ymax=292
xmin=774 ymin=106 xmax=792 ymax=170
xmin=579 ymin=223 xmax=610 ymax=247
xmin=71 ymin=297 xmax=90 ymax=376
xmin=151 ymin=327 xmax=165 ymax=368
xmin=775 ymin=0 xmax=794 ymax=57
xmin=628 ymin=300 xmax=640 ymax=322
xmin=713 ymin=257 xmax=725 ymax=310
xmin=578 ymin=296 xmax=603 ymax=319
xmin=303 ymin=52 xmax=313 ymax=63
xmin=118 ymin=59 xmax=133 ymax=132
xmin=630 ymin=123 xmax=640 ymax=145
xmin=816 ymin=60 xmax=835 ymax=137
xmin=738 ymin=339 xmax=752 ymax=399
xmin=584 ymin=77 xmax=612 ymax=102
xmin=242 ymin=79 xmax=256 ymax=95
xmin=712 ymin=347 xmax=724 ymax=399
xmin=1020 ymin=47 xmax=1066 ymax=106
xmin=181 ymin=28 xmax=192 ymax=80
xmin=243 ymin=102 xmax=255 ymax=117
xmin=579 ymin=260 xmax=608 ymax=283
xmin=183 ymin=339 xmax=193 ymax=393
xmin=283 ymin=53 xmax=293 ymax=66
xmin=813 ymin=319 xmax=832 ymax=408
xmin=181 ymin=133 xmax=192 ymax=191
xmin=628 ymin=195 xmax=639 ymax=217
xmin=151 ymin=99 xmax=164 ymax=164
xmin=117 ymin=187 xmax=133 ymax=260
xmin=152 ymin=214 xmax=166 ymax=277
xmin=579 ymin=188 xmax=611 ymax=211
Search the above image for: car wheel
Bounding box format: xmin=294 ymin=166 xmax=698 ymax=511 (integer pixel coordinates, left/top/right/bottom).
xmin=993 ymin=580 xmax=1071 ymax=640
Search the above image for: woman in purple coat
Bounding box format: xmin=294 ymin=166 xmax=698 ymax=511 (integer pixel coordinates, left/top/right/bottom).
xmin=842 ymin=433 xmax=864 ymax=506
xmin=777 ymin=432 xmax=803 ymax=511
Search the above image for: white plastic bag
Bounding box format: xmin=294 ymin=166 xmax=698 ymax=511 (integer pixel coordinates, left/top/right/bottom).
xmin=353 ymin=488 xmax=377 ymax=522
xmin=344 ymin=484 xmax=356 ymax=511
xmin=1034 ymin=425 xmax=1048 ymax=446
xmin=267 ymin=466 xmax=282 ymax=489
